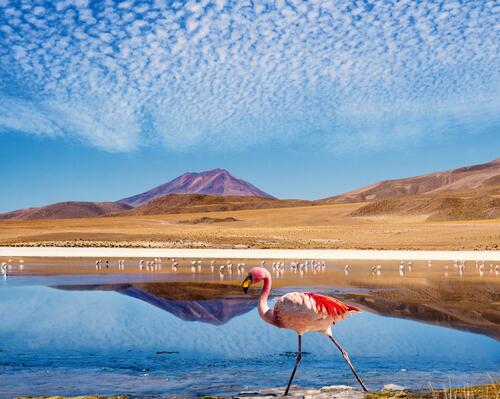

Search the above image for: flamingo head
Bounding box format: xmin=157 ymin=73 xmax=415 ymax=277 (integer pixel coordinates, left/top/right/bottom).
xmin=242 ymin=267 xmax=269 ymax=293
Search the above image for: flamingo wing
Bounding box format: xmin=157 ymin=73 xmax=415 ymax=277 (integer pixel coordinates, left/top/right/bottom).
xmin=304 ymin=292 xmax=360 ymax=321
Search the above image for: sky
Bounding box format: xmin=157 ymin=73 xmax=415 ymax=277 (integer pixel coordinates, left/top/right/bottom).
xmin=0 ymin=0 xmax=499 ymax=212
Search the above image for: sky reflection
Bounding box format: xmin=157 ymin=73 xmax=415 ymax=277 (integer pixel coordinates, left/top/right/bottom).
xmin=0 ymin=284 xmax=498 ymax=397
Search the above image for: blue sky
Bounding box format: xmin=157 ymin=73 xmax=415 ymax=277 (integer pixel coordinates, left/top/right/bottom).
xmin=0 ymin=0 xmax=498 ymax=212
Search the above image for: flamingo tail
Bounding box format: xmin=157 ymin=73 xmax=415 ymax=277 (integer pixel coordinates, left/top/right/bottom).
xmin=305 ymin=292 xmax=360 ymax=321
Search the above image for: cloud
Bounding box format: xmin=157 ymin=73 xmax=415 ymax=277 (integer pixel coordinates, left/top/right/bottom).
xmin=0 ymin=0 xmax=498 ymax=153
xmin=0 ymin=95 xmax=140 ymax=151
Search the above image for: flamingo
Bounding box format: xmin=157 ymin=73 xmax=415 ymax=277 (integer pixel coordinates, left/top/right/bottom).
xmin=242 ymin=267 xmax=367 ymax=395
xmin=237 ymin=263 xmax=244 ymax=274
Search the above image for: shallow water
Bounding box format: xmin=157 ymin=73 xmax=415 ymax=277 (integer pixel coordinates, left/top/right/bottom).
xmin=0 ymin=260 xmax=498 ymax=398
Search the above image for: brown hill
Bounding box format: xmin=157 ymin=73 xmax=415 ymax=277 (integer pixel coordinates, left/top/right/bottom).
xmin=120 ymin=168 xmax=274 ymax=207
xmin=121 ymin=193 xmax=315 ymax=216
xmin=324 ymin=158 xmax=500 ymax=203
xmin=0 ymin=201 xmax=132 ymax=221
xmin=0 ymin=194 xmax=312 ymax=222
xmin=350 ymin=192 xmax=500 ymax=221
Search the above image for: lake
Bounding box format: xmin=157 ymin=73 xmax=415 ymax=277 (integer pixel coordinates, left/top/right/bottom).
xmin=0 ymin=258 xmax=498 ymax=398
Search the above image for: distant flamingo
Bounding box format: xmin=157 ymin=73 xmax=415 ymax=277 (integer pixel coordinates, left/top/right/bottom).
xmin=242 ymin=267 xmax=367 ymax=395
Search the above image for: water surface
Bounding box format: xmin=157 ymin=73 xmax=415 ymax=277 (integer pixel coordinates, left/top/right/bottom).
xmin=0 ymin=259 xmax=498 ymax=398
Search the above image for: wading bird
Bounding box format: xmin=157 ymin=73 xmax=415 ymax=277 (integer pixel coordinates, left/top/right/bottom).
xmin=242 ymin=267 xmax=367 ymax=395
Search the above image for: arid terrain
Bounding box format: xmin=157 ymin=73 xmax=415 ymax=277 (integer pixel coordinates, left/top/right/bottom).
xmin=0 ymin=202 xmax=498 ymax=249
xmin=1 ymin=159 xmax=498 ymax=250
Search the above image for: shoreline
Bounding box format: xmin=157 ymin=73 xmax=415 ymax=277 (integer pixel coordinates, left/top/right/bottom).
xmin=1 ymin=246 xmax=500 ymax=260
xmin=13 ymin=383 xmax=500 ymax=399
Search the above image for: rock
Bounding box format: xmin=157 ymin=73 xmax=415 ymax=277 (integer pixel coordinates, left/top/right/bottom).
xmin=233 ymin=386 xmax=363 ymax=399
xmin=320 ymin=386 xmax=354 ymax=392
xmin=383 ymin=384 xmax=406 ymax=391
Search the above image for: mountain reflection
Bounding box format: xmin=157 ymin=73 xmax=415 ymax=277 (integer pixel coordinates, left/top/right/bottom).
xmin=55 ymin=282 xmax=257 ymax=325
xmin=54 ymin=276 xmax=500 ymax=339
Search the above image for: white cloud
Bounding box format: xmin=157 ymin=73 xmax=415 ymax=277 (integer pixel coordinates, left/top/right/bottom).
xmin=0 ymin=95 xmax=141 ymax=151
xmin=0 ymin=96 xmax=61 ymax=137
xmin=0 ymin=0 xmax=498 ymax=153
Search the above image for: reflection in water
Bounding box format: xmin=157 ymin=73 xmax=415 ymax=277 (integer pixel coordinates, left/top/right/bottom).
xmin=0 ymin=282 xmax=499 ymax=398
xmin=56 ymin=282 xmax=257 ymax=325
xmin=0 ymin=260 xmax=499 ymax=398
xmin=121 ymin=287 xmax=255 ymax=325
xmin=2 ymin=257 xmax=500 ymax=340
xmin=336 ymin=278 xmax=500 ymax=340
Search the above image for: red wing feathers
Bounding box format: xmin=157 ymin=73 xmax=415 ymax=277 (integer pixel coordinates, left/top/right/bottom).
xmin=305 ymin=292 xmax=360 ymax=321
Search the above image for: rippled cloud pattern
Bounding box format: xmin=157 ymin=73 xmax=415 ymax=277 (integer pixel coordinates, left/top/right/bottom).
xmin=0 ymin=0 xmax=498 ymax=152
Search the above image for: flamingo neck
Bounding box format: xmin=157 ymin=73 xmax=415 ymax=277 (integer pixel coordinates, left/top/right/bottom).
xmin=258 ymin=275 xmax=275 ymax=325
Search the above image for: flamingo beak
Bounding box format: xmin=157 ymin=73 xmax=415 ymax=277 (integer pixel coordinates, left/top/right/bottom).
xmin=242 ymin=274 xmax=252 ymax=293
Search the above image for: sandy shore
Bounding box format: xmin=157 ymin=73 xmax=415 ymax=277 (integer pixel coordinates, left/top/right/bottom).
xmin=1 ymin=246 xmax=499 ymax=260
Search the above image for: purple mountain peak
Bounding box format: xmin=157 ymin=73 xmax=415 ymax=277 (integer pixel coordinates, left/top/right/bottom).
xmin=119 ymin=168 xmax=275 ymax=207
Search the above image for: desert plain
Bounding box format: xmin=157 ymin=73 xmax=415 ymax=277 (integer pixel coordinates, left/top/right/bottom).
xmin=1 ymin=201 xmax=499 ymax=250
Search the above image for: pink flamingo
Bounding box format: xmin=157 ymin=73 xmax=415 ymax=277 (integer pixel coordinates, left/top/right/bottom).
xmin=242 ymin=267 xmax=367 ymax=395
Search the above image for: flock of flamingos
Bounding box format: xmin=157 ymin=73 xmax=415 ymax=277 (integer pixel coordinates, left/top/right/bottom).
xmin=1 ymin=256 xmax=499 ymax=280
xmin=93 ymin=257 xmax=499 ymax=278
xmin=0 ymin=256 xmax=498 ymax=394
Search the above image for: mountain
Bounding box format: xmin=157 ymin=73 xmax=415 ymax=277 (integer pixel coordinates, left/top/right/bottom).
xmin=122 ymin=194 xmax=314 ymax=216
xmin=0 ymin=168 xmax=276 ymax=220
xmin=324 ymin=158 xmax=500 ymax=203
xmin=1 ymin=161 xmax=497 ymax=222
xmin=0 ymin=201 xmax=131 ymax=221
xmin=119 ymin=168 xmax=274 ymax=207
xmin=349 ymin=194 xmax=500 ymax=221
xmin=323 ymin=158 xmax=500 ymax=221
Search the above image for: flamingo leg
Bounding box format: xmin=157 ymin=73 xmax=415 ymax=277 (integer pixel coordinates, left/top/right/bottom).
xmin=328 ymin=335 xmax=368 ymax=392
xmin=284 ymin=334 xmax=302 ymax=396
